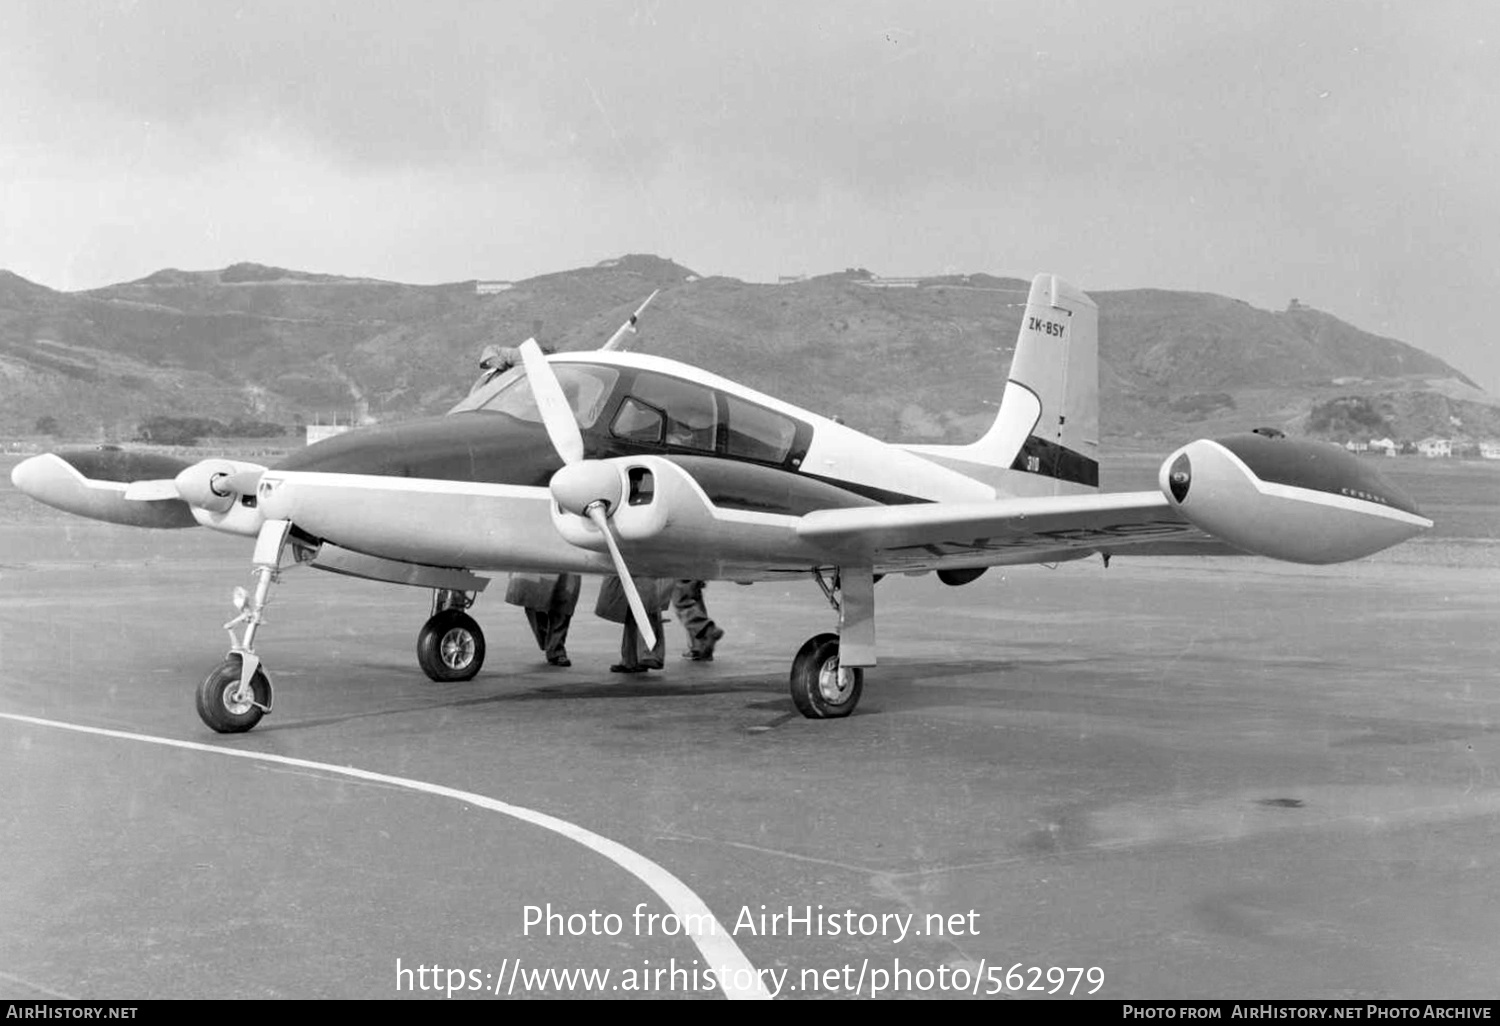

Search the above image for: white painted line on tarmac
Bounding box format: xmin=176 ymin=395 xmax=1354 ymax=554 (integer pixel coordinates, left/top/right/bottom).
xmin=0 ymin=711 xmax=771 ymax=1000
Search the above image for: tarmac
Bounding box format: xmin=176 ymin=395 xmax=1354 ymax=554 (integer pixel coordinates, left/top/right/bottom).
xmin=1 ymin=516 xmax=1498 ymax=1000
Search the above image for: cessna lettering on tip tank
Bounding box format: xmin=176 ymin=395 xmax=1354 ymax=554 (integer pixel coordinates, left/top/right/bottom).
xmin=10 ymin=276 xmax=1433 ymax=733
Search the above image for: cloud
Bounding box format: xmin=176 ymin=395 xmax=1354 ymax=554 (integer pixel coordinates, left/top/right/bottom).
xmin=3 ymin=1 xmax=1500 ymax=388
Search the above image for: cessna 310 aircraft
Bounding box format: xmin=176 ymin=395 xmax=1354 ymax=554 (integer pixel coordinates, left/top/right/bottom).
xmin=10 ymin=275 xmax=1432 ymax=733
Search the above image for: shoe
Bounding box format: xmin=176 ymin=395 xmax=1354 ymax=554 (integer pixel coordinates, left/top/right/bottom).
xmin=610 ymin=664 xmax=647 ymax=674
xmin=685 ymin=651 xmax=713 ymax=662
xmin=547 ymin=655 xmax=571 ymax=667
xmin=698 ymin=625 xmax=725 ymax=660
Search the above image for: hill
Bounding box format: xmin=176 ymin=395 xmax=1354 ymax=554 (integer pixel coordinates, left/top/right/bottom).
xmin=0 ymin=255 xmax=1492 ymax=447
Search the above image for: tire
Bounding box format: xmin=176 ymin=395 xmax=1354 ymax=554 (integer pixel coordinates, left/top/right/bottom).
xmin=789 ymin=632 xmax=863 ymax=719
xmin=417 ymin=609 xmax=486 ymax=682
xmin=197 ymin=656 xmax=270 ymax=733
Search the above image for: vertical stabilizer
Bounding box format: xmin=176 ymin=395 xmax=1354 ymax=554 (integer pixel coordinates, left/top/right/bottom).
xmin=905 ymin=273 xmax=1099 ymax=494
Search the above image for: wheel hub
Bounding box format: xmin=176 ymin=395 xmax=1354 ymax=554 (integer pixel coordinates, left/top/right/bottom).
xmin=817 ymin=656 xmax=854 ymax=704
xmin=221 ymin=682 xmax=255 ymax=715
xmin=440 ymin=628 xmax=476 ymax=669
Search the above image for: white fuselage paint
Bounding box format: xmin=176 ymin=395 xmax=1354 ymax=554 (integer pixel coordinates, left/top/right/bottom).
xmin=551 ymin=351 xmax=997 ymax=505
xmin=254 ymin=350 xmax=1001 ymax=578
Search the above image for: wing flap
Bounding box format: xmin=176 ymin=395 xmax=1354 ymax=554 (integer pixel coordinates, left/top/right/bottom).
xmin=797 ymin=490 xmax=1237 ymax=564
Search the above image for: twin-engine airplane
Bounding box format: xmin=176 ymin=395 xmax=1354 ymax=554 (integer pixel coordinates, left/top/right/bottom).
xmin=10 ymin=275 xmax=1432 ymax=733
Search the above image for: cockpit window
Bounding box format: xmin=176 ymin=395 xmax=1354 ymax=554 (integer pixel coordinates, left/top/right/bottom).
xmin=450 ymin=363 xmax=618 ymax=428
xmin=611 ymin=397 xmax=665 ymax=444
xmin=724 ymin=395 xmax=798 ymax=463
xmin=622 ymin=373 xmax=718 ymax=452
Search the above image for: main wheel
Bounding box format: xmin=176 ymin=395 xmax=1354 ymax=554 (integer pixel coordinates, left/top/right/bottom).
xmin=790 ymin=632 xmax=864 ymax=719
xmin=197 ymin=656 xmax=271 ymax=734
xmin=417 ymin=609 xmax=486 ymax=682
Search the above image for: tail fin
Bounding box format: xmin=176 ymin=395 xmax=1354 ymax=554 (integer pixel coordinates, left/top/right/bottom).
xmin=905 ymin=273 xmax=1098 ymax=494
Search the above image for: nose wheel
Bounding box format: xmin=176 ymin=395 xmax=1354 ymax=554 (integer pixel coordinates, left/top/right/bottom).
xmin=197 ymin=655 xmax=272 ymax=733
xmin=790 ymin=632 xmax=863 ymax=719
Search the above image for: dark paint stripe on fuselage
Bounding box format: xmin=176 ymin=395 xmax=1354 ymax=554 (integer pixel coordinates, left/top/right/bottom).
xmin=272 ymin=413 xmax=921 ymax=517
xmin=1215 ymin=433 xmax=1422 ymax=516
xmin=1009 ymin=435 xmax=1100 ymax=487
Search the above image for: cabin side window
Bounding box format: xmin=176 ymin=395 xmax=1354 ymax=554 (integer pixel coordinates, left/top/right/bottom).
xmin=621 ymin=374 xmax=718 ymax=453
xmin=611 ymin=397 xmax=666 ymax=444
xmin=723 ymin=394 xmax=798 ymax=463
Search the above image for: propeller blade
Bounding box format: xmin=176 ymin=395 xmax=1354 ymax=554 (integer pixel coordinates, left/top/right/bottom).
xmin=586 ymin=505 xmax=657 ymax=649
xmin=600 ymin=289 xmax=660 ymax=352
xmin=122 ymin=478 xmax=181 ymax=502
xmin=519 ymin=338 xmax=585 ymax=465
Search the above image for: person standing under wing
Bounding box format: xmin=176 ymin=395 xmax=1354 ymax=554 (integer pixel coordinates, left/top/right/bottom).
xmin=505 ymin=573 xmax=581 ymax=667
xmin=671 ymin=579 xmax=724 ymax=661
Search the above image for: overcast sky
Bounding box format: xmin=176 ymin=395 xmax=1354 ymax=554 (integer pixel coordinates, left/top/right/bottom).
xmin=2 ymin=1 xmax=1497 ymax=390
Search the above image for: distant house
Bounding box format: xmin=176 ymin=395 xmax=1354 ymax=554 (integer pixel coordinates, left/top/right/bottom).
xmin=1343 ymin=440 xmax=1369 ymax=453
xmin=1480 ymin=442 xmax=1500 ymax=460
xmin=306 ymin=424 xmax=351 ymax=445
xmin=1417 ymin=437 xmax=1452 ymax=458
xmin=1368 ymin=437 xmax=1397 ymax=457
xmin=475 ymin=280 xmax=512 ymax=295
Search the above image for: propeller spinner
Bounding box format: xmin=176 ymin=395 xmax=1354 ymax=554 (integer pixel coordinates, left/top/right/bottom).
xmin=519 ymin=340 xmax=657 ymax=648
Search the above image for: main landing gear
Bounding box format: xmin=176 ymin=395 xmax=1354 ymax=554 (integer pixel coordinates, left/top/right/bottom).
xmin=417 ymin=589 xmax=485 ymax=682
xmin=789 ymin=567 xmax=876 ymax=719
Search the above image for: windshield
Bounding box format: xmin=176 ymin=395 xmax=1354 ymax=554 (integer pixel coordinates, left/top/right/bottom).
xmin=449 ymin=363 xmax=619 ymax=429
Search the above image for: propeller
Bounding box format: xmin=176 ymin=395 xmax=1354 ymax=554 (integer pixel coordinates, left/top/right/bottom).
xmin=519 ymin=339 xmax=657 ymax=649
xmin=123 ymin=460 xmax=265 ymax=514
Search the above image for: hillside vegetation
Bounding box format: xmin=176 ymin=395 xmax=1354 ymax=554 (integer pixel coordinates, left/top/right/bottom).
xmin=0 ymin=257 xmax=1492 ymax=447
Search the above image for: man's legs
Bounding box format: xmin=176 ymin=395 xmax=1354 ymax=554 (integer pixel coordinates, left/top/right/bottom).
xmin=542 ymin=613 xmax=571 ymax=666
xmin=614 ymin=612 xmax=665 ymax=672
xmin=672 ymin=580 xmax=723 ymax=660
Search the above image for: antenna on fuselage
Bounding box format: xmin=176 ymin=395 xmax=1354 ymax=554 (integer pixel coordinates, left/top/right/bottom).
xmin=600 ymin=290 xmax=660 ymax=352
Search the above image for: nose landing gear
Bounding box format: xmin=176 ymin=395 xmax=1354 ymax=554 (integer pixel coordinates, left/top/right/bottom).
xmin=197 ymin=519 xmax=292 ymax=733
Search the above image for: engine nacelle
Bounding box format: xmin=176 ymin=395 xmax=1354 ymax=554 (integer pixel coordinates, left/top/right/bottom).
xmin=174 ymin=459 xmax=266 ymax=514
xmin=1159 ymin=433 xmax=1431 ymax=564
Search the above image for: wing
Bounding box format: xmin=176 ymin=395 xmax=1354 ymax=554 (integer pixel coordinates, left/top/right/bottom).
xmin=796 ymin=490 xmax=1243 ymax=570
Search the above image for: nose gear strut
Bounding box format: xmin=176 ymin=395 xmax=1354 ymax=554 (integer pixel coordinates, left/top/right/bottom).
xmin=196 ymin=518 xmax=292 ymax=733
